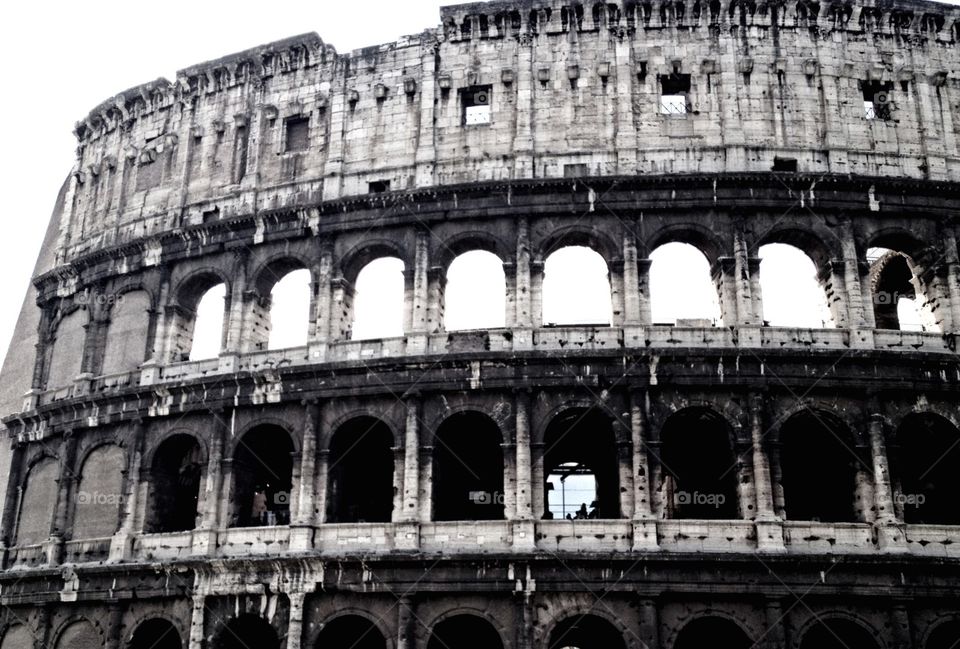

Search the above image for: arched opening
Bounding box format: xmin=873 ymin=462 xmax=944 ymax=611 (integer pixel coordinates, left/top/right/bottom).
xmin=433 ymin=412 xmax=505 ymax=521
xmin=758 ymin=243 xmax=833 ymax=328
xmin=867 ymin=247 xmax=939 ymax=332
xmin=55 ymin=620 xmax=99 ymax=649
xmin=0 ymin=625 xmax=33 ymax=649
xmin=146 ymin=434 xmax=203 ymax=533
xmin=327 ymin=417 xmax=395 ymax=523
xmin=47 ymin=308 xmax=87 ymax=389
xmin=352 ymin=257 xmax=404 ymax=340
xmin=101 ymin=289 xmax=151 ymax=374
xmin=188 ymin=283 xmax=226 ymax=360
xmin=267 ymin=268 xmax=311 ymax=349
xmin=780 ymin=411 xmax=859 ymax=522
xmin=427 ymin=615 xmax=504 ymax=649
xmin=547 ymin=614 xmax=626 ymax=649
xmin=798 ymin=618 xmax=879 ymax=649
xmin=649 ymin=242 xmax=721 ymax=326
xmin=130 ymin=618 xmax=183 ymax=649
xmin=661 ymin=409 xmax=739 ymax=519
xmin=14 ymin=458 xmax=58 ymax=545
xmin=894 ymin=413 xmax=960 ymax=525
xmin=213 ymin=616 xmax=279 ymax=649
xmin=445 ymin=250 xmax=506 ymax=331
xmin=542 ymin=246 xmax=612 ymax=326
xmin=674 ymin=616 xmax=753 ymax=649
xmin=926 ymin=619 xmax=960 ymax=649
xmin=73 ymin=444 xmax=125 ymax=539
xmin=231 ymin=425 xmax=294 ymax=527
xmin=315 ymin=615 xmax=387 ymax=649
xmin=543 ymin=409 xmax=620 ymax=519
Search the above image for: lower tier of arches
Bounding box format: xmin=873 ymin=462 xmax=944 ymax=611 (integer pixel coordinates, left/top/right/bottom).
xmin=1 ymin=555 xmax=958 ymax=649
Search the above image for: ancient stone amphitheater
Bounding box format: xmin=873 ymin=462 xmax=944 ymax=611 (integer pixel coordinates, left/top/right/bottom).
xmin=1 ymin=0 xmax=959 ymax=647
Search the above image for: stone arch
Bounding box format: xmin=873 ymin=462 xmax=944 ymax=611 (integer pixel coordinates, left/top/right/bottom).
xmin=867 ymin=238 xmax=942 ymax=332
xmin=432 ymin=410 xmax=505 ymax=521
xmin=145 ymin=432 xmax=205 ymax=533
xmin=778 ymin=408 xmax=864 ymax=523
xmin=892 ymin=412 xmax=960 ymax=524
xmin=72 ymin=443 xmax=126 ymax=539
xmin=866 ymin=228 xmax=933 ymax=261
xmin=324 ymin=408 xmax=403 ymax=449
xmin=211 ymin=614 xmax=279 ymax=649
xmin=434 ymin=230 xmax=511 ymax=272
xmin=129 ymin=617 xmax=183 ymax=649
xmin=0 ymin=624 xmax=33 ymax=649
xmin=672 ymin=615 xmax=753 ymax=649
xmin=544 ymin=612 xmax=628 ymax=649
xmin=250 ymin=253 xmax=312 ymax=298
xmin=644 ymin=223 xmax=726 ymax=265
xmin=309 ymin=609 xmax=395 ymax=649
xmin=232 ymin=417 xmax=302 ymax=454
xmin=660 ymin=407 xmax=740 ymax=519
xmin=424 ymin=399 xmax=513 ymax=442
xmin=542 ymin=406 xmax=621 ymax=519
xmin=229 ymin=422 xmax=296 ymax=527
xmin=444 ymin=249 xmax=508 ymax=331
xmin=172 ymin=267 xmax=231 ymax=311
xmin=327 ymin=416 xmax=395 ymax=523
xmin=536 ymin=225 xmax=620 ymax=264
xmin=312 ymin=613 xmax=389 ymax=649
xmin=756 ymin=227 xmax=836 ymax=274
xmin=46 ymin=305 xmax=88 ymax=389
xmin=101 ymin=288 xmax=152 ymax=374
xmin=542 ymin=244 xmax=613 ymax=326
xmin=795 ymin=613 xmax=883 ymax=649
xmin=426 ymin=611 xmax=507 ymax=649
xmin=338 ymin=239 xmax=410 ymax=286
xmin=648 ymin=240 xmax=723 ymax=326
xmin=923 ymin=616 xmax=960 ymax=649
xmin=14 ymin=455 xmax=59 ymax=545
xmin=52 ymin=618 xmax=103 ymax=649
xmin=756 ymin=235 xmax=834 ymax=328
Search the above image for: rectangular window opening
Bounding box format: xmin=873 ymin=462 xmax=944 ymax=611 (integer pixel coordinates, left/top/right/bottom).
xmin=368 ymin=180 xmax=391 ymax=193
xmin=862 ymin=80 xmax=893 ymax=120
xmin=284 ymin=116 xmax=310 ymax=152
xmin=659 ymin=73 xmax=691 ymax=114
xmin=461 ymin=85 xmax=493 ymax=125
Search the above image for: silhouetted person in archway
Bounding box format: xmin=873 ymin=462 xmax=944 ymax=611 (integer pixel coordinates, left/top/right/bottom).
xmin=251 ymin=485 xmax=268 ymax=526
xmin=575 ymin=503 xmax=588 ymax=519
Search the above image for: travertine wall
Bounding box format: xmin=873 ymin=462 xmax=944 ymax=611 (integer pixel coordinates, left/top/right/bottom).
xmin=58 ymin=0 xmax=960 ymax=264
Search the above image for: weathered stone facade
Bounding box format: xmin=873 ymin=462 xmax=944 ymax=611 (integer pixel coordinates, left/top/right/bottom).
xmin=1 ymin=0 xmax=959 ymax=647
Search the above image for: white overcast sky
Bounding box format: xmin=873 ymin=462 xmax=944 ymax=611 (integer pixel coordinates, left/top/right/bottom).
xmin=1 ymin=0 xmax=952 ymax=367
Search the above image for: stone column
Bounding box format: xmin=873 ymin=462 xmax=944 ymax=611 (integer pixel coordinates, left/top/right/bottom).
xmin=609 ymin=258 xmax=626 ymax=327
xmin=397 ymin=396 xmax=422 ymax=551
xmin=110 ymin=422 xmax=145 ymax=561
xmin=309 ymin=244 xmax=334 ymax=359
xmin=287 ymin=592 xmax=306 ymax=649
xmin=0 ymin=444 xmax=25 ymax=549
xmin=513 ymin=218 xmax=534 ymax=350
xmin=748 ymin=257 xmax=764 ymax=325
xmin=712 ymin=257 xmax=739 ymax=329
xmin=761 ymin=598 xmax=787 ymax=649
xmin=503 ymin=261 xmax=518 ymax=328
xmin=868 ymin=409 xmax=905 ymax=551
xmin=426 ymin=266 xmax=446 ymax=335
xmin=397 ymin=595 xmax=416 ymax=649
xmin=187 ymin=594 xmax=206 ymax=649
xmin=290 ymin=401 xmax=319 ymax=551
xmin=330 ymin=277 xmax=356 ymax=342
xmin=47 ymin=435 xmax=78 ymax=565
xmin=888 ymin=602 xmax=912 ymax=649
xmin=106 ymin=603 xmax=123 ymax=649
xmin=637 ymin=258 xmax=653 ymax=324
xmin=733 ymin=229 xmax=758 ymax=325
xmin=839 ymin=219 xmax=873 ymax=347
xmin=614 ymin=39 xmax=639 ymax=174
xmin=513 ymin=391 xmax=535 ymax=550
xmin=217 ymin=458 xmax=235 ymax=529
xmin=529 ymin=260 xmax=544 ymax=328
xmin=315 ymin=449 xmax=330 ymax=525
xmin=750 ymin=394 xmax=784 ymax=552
xmin=413 ymin=44 xmax=438 ymax=188
xmin=531 ymin=441 xmax=546 ymax=520
xmin=630 ymin=391 xmax=658 ymax=550
xmin=622 ymin=235 xmax=641 ymax=325
xmin=512 ymin=33 xmax=535 ymax=178
xmin=637 ymin=598 xmax=660 ymax=649
xmin=616 ymin=424 xmax=635 ymax=519
xmin=222 ymin=252 xmax=249 ymax=358
xmin=417 ymin=444 xmax=434 ymax=523
xmin=941 ymin=226 xmax=960 ymax=334
xmin=193 ymin=414 xmax=225 ymax=555
xmin=406 ymin=230 xmax=431 ymax=353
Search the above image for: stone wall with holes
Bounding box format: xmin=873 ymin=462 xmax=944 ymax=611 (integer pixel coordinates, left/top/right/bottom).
xmin=58 ymin=0 xmax=960 ymax=264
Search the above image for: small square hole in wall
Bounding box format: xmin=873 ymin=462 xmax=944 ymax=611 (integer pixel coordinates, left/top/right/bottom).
xmin=461 ymin=85 xmax=493 ymax=125
xmin=369 ymin=180 xmax=391 ymax=193
xmin=564 ymin=163 xmax=589 ymax=178
xmin=659 ymin=73 xmax=691 ymax=114
xmin=772 ymin=157 xmax=798 ymax=172
xmin=284 ymin=116 xmax=310 ymax=152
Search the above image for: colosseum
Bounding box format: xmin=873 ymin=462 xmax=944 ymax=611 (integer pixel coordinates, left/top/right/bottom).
xmin=1 ymin=0 xmax=959 ymax=647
